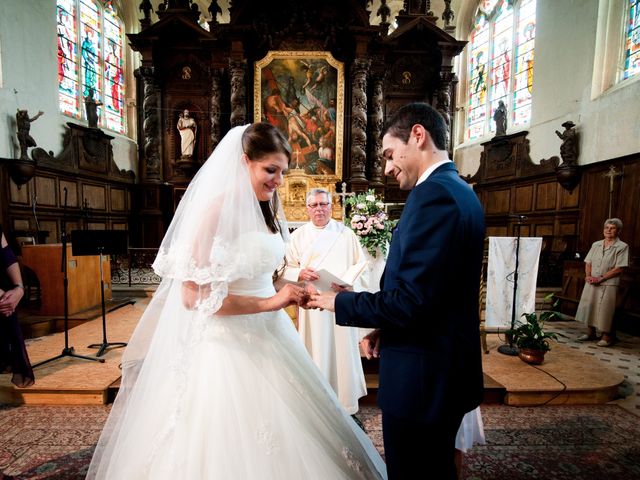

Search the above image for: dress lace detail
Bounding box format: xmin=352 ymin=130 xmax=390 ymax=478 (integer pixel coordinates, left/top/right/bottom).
xmin=342 ymin=447 xmax=364 ymax=475
xmin=153 ymin=234 xmax=277 ymax=316
xmin=256 ymin=422 xmax=281 ymax=455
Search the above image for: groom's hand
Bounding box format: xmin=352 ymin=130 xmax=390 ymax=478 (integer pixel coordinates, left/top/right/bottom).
xmin=360 ymin=329 xmax=381 ymax=359
xmin=330 ymin=282 xmax=351 ymax=292
xmin=307 ymin=291 xmax=337 ymax=312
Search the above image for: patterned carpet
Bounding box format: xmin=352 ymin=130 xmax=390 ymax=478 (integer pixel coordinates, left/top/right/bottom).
xmin=1 ymin=403 xmax=639 ymax=479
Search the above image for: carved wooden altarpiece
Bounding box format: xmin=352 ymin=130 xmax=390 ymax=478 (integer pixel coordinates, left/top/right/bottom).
xmin=129 ymin=0 xmax=467 ymax=246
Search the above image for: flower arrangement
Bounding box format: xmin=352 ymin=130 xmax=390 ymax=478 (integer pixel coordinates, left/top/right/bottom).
xmin=345 ymin=189 xmax=396 ymax=258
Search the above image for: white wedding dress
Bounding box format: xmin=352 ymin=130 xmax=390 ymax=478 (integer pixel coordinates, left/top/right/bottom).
xmin=88 ymin=232 xmax=386 ymax=479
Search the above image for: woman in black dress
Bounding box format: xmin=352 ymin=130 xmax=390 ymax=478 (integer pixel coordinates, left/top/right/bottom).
xmin=0 ymin=225 xmax=34 ymax=388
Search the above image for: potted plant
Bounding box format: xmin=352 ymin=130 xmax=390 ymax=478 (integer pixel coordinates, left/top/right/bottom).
xmin=507 ymin=311 xmax=558 ymax=365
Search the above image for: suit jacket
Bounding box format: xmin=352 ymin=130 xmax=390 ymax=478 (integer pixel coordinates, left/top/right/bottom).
xmin=335 ymin=162 xmax=485 ymax=422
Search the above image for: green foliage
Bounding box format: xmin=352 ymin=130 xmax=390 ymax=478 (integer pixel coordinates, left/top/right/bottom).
xmin=544 ymin=292 xmax=561 ymax=310
xmin=345 ymin=189 xmax=397 ymax=258
xmin=507 ymin=311 xmax=558 ymax=352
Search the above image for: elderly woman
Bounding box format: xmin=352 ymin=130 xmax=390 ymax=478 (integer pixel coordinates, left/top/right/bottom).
xmin=576 ymin=218 xmax=629 ymax=347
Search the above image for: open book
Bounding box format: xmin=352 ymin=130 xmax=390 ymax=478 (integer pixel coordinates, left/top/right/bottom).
xmin=280 ymin=269 xmax=353 ymax=292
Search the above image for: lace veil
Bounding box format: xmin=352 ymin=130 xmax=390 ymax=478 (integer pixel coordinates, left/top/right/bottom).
xmin=87 ymin=124 xmax=289 ymax=478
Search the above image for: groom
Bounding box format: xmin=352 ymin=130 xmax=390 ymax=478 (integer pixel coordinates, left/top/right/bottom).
xmin=308 ymin=103 xmax=485 ymax=479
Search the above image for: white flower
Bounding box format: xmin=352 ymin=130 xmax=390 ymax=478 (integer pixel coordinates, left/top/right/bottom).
xmin=356 ymin=203 xmax=366 ymax=210
xmin=366 ymin=195 xmax=376 ymax=202
xmin=376 ymin=202 xmax=385 ymax=209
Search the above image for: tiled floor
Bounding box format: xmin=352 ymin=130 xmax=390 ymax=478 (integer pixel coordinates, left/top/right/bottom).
xmin=548 ymin=319 xmax=640 ymax=415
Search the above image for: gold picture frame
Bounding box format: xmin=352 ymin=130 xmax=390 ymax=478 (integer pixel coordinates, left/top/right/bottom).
xmin=254 ymin=51 xmax=345 ymax=222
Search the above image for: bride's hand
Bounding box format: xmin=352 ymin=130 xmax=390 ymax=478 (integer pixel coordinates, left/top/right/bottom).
xmin=182 ymin=281 xmax=200 ymax=310
xmin=270 ymin=284 xmax=306 ymax=311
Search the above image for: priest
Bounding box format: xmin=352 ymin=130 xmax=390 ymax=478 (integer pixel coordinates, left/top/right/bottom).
xmin=284 ymin=188 xmax=368 ymax=415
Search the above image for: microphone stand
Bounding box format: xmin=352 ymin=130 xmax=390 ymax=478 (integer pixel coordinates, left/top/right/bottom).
xmin=498 ymin=215 xmax=525 ymax=356
xmin=33 ymin=187 xmax=104 ymax=368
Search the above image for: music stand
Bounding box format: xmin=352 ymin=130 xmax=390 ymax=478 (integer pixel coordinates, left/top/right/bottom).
xmin=71 ymin=229 xmax=129 ymax=357
xmin=33 ymin=188 xmax=104 ymax=367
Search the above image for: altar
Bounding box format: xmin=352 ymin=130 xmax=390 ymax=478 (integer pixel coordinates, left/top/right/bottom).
xmin=21 ymin=244 xmax=111 ymax=316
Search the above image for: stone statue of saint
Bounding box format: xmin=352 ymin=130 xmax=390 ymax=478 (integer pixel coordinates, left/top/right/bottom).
xmin=493 ymin=100 xmax=507 ymax=136
xmin=85 ymin=88 xmax=103 ymax=128
xmin=16 ymin=109 xmax=44 ymax=160
xmin=177 ymin=109 xmax=197 ymax=158
xmin=555 ymin=120 xmax=578 ymax=165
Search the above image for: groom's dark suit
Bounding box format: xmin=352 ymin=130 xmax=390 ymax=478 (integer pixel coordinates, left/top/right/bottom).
xmin=335 ymin=162 xmax=485 ymax=479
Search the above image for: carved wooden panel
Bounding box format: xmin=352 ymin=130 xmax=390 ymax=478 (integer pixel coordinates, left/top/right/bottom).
xmin=10 ymin=181 xmax=29 ymax=205
xmin=13 ymin=218 xmax=30 ymax=231
xmin=518 ymin=225 xmax=532 ymax=237
xmin=40 ymin=220 xmax=58 ymax=243
xmin=59 ymin=180 xmax=79 ymax=208
xmin=35 ymin=176 xmax=57 ymax=206
xmin=143 ymin=186 xmax=161 ymax=210
xmin=535 ymin=182 xmax=557 ymax=210
xmin=82 ymin=184 xmax=107 ymax=211
xmin=111 ymin=188 xmax=126 ymax=212
xmin=560 ymin=185 xmax=579 ymax=209
xmin=559 ymin=222 xmax=577 ymax=236
xmin=87 ymin=222 xmax=107 ymax=230
xmin=534 ymin=223 xmax=554 ymax=237
xmin=484 ymin=188 xmax=510 ymax=214
xmin=112 ymin=222 xmax=127 ymax=230
xmin=514 ymin=185 xmax=533 ymax=212
xmin=484 ymin=142 xmax=516 ymax=179
xmin=486 ymin=226 xmax=508 ymax=237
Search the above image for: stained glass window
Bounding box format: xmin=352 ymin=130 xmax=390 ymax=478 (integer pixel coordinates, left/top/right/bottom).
xmin=623 ymin=0 xmax=640 ymax=79
xmin=466 ymin=0 xmax=536 ymax=140
xmin=56 ymin=0 xmax=125 ymax=133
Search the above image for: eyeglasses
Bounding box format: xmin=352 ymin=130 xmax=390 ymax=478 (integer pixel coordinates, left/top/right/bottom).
xmin=307 ymin=202 xmax=330 ymax=209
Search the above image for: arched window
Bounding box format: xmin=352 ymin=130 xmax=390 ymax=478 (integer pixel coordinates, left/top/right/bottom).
xmin=623 ymin=0 xmax=640 ymax=80
xmin=57 ymin=0 xmax=126 ymax=134
xmin=467 ymin=0 xmax=536 ymax=140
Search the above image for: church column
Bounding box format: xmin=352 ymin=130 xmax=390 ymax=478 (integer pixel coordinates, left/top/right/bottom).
xmin=210 ymin=67 xmax=224 ymax=150
xmin=136 ymin=66 xmax=165 ymax=247
xmin=349 ymin=57 xmax=371 ymax=190
xmin=369 ymin=68 xmax=386 ymax=188
xmin=438 ymin=43 xmax=464 ymax=158
xmin=140 ymin=66 xmax=161 ymax=183
xmin=229 ymin=60 xmax=246 ymax=127
xmin=436 ymin=70 xmax=455 ymax=157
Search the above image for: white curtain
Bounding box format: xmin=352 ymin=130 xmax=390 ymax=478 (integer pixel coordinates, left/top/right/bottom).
xmin=485 ymin=237 xmax=542 ymax=330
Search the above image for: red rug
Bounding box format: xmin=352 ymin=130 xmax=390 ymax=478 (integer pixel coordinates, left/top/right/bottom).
xmin=1 ymin=403 xmax=639 ymax=479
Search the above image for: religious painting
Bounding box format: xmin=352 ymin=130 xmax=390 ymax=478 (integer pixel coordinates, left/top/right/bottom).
xmin=254 ymin=51 xmax=344 ymax=179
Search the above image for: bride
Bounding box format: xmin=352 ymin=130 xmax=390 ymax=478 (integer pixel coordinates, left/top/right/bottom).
xmin=87 ymin=123 xmax=387 ymax=479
